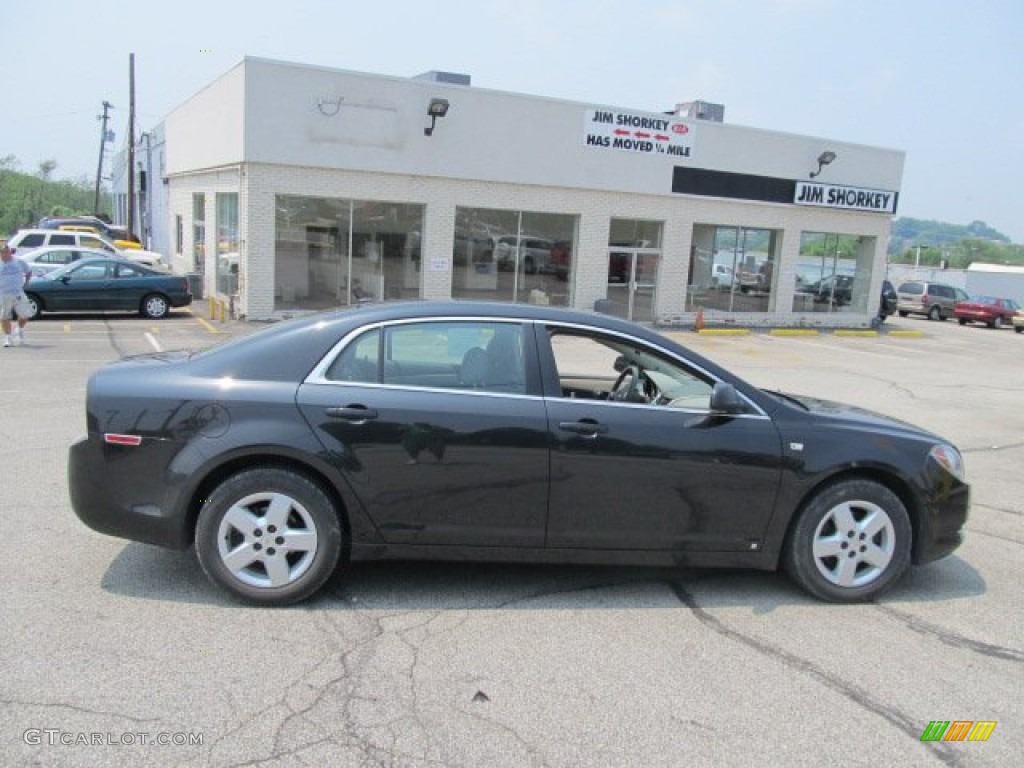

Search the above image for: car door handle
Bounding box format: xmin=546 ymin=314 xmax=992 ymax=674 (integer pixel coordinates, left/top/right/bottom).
xmin=558 ymin=420 xmax=608 ymax=436
xmin=325 ymin=406 xmax=379 ymax=422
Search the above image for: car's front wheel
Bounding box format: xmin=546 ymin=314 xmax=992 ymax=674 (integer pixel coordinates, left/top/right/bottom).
xmin=21 ymin=293 xmax=42 ymax=320
xmin=928 ymin=305 xmax=942 ymax=321
xmin=784 ymin=479 xmax=911 ymax=602
xmin=140 ymin=293 xmax=170 ymax=319
xmin=991 ymin=316 xmax=1003 ymax=329
xmin=195 ymin=467 xmax=343 ymax=605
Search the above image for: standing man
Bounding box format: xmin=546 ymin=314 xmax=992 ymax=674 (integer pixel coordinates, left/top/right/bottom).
xmin=1 ymin=239 xmax=32 ymax=347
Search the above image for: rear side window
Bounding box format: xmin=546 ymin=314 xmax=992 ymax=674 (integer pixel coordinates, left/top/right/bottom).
xmin=17 ymin=233 xmax=46 ymax=248
xmin=898 ymin=283 xmax=923 ymax=295
xmin=326 ymin=329 xmax=381 ymax=383
xmin=50 ymin=234 xmax=75 ymax=246
xmin=932 ymin=285 xmax=952 ymax=299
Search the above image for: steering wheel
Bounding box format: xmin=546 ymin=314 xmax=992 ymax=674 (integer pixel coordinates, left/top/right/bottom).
xmin=610 ymin=364 xmax=645 ymax=402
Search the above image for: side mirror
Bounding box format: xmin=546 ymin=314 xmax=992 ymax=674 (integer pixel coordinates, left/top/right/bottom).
xmin=709 ymin=381 xmax=747 ymax=414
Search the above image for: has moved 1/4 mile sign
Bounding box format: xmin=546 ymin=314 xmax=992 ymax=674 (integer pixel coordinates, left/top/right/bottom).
xmin=584 ymin=108 xmax=696 ymax=159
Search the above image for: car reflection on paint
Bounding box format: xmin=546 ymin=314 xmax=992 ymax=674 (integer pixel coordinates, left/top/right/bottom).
xmin=69 ymin=301 xmax=968 ymax=606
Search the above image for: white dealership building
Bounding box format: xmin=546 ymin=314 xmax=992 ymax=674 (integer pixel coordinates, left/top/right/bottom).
xmin=136 ymin=57 xmax=905 ymax=325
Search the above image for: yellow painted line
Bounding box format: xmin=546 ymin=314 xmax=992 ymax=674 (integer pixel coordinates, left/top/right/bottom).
xmin=64 ymin=323 xmax=72 ymax=333
xmin=834 ymin=330 xmax=879 ymax=337
xmin=887 ymin=330 xmax=925 ymax=338
xmin=770 ymin=329 xmax=819 ymax=336
xmin=194 ymin=315 xmax=221 ymax=334
xmin=698 ymin=328 xmax=751 ymax=336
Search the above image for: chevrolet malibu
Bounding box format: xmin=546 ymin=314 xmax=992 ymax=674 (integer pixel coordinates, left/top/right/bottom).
xmin=69 ymin=301 xmax=969 ymax=605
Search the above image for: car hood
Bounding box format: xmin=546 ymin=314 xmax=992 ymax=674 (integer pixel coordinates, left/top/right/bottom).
xmin=767 ymin=390 xmax=943 ymax=440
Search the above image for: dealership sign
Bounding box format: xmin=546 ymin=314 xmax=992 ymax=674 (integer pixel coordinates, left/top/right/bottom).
xmin=795 ymin=181 xmax=897 ymax=213
xmin=584 ymin=109 xmax=696 ymax=158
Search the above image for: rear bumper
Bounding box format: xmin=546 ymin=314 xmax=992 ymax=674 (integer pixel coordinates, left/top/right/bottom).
xmin=68 ymin=435 xmax=192 ymax=550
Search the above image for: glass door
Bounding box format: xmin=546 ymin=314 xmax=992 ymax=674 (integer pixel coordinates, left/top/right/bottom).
xmin=606 ymin=249 xmax=659 ymax=322
xmin=606 ymin=218 xmax=663 ymax=322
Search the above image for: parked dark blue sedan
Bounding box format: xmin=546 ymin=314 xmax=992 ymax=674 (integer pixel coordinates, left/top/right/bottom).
xmin=23 ymin=257 xmax=191 ymax=319
xmin=69 ymin=301 xmax=968 ymax=605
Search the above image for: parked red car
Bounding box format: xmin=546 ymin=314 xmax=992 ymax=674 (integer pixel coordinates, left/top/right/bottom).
xmin=953 ymin=295 xmax=1021 ymax=329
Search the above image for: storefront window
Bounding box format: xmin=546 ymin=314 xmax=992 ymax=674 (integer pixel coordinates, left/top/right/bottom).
xmin=791 ymin=232 xmax=873 ymax=314
xmin=452 ymin=207 xmax=576 ymax=306
xmin=274 ymin=195 xmax=423 ymax=311
xmin=216 ymin=193 xmax=239 ymax=296
xmin=191 ymin=193 xmax=205 ymax=273
xmin=688 ymin=225 xmax=779 ymax=313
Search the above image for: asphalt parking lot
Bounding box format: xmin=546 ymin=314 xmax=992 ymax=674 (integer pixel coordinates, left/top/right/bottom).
xmin=1 ymin=309 xmax=1020 ymax=767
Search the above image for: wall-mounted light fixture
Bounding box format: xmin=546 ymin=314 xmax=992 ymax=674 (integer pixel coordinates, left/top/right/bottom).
xmin=424 ymin=98 xmax=450 ymax=136
xmin=809 ymin=151 xmax=837 ymax=179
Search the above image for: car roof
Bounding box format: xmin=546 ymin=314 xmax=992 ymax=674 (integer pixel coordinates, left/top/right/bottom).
xmin=184 ymin=300 xmax=743 ymax=390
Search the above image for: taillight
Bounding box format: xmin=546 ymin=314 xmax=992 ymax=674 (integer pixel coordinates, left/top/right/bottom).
xmin=921 ymin=295 xmax=931 ymax=305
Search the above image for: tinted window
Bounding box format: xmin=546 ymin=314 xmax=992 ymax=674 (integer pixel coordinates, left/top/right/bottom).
xmin=898 ymin=282 xmax=923 ymax=295
xmin=18 ymin=233 xmax=46 ymax=247
xmin=51 ymin=234 xmax=75 ymax=246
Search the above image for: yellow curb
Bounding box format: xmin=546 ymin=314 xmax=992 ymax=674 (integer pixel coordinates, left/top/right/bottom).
xmin=886 ymin=330 xmax=925 ymax=337
xmin=834 ymin=330 xmax=879 ymax=337
xmin=770 ymin=329 xmax=819 ymax=336
xmin=697 ymin=328 xmax=752 ymax=336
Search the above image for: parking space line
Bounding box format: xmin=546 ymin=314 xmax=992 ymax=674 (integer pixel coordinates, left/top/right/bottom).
xmin=145 ymin=332 xmax=163 ymax=352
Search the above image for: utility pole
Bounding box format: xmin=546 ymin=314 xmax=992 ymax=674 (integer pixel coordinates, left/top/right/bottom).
xmin=128 ymin=53 xmax=136 ymax=238
xmin=94 ymin=100 xmax=113 ymax=213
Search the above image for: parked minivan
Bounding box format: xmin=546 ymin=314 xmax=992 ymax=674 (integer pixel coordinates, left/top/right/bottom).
xmin=896 ymin=280 xmax=969 ymax=321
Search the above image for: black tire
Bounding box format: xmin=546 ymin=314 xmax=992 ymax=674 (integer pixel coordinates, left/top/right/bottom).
xmin=1015 ymin=325 xmax=1023 ymax=334
xmin=21 ymin=293 xmax=42 ymax=320
xmin=784 ymin=479 xmax=911 ymax=602
xmin=958 ymin=318 xmax=967 ymax=326
xmin=927 ymin=305 xmax=942 ymax=321
xmin=992 ymin=316 xmax=1003 ymax=329
xmin=140 ymin=293 xmax=170 ymax=319
xmin=523 ymin=256 xmax=536 ymax=275
xmin=897 ymin=310 xmax=908 ymax=317
xmin=195 ymin=467 xmax=343 ymax=605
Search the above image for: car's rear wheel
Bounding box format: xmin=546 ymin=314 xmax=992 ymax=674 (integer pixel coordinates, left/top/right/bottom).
xmin=928 ymin=305 xmax=942 ymax=321
xmin=140 ymin=293 xmax=170 ymax=319
xmin=195 ymin=467 xmax=343 ymax=605
xmin=784 ymin=479 xmax=911 ymax=602
xmin=898 ymin=310 xmax=908 ymax=317
xmin=958 ymin=318 xmax=967 ymax=325
xmin=991 ymin=316 xmax=1003 ymax=329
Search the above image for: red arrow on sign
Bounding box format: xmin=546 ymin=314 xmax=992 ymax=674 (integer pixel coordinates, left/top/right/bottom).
xmin=655 ymin=134 xmax=669 ymax=141
xmin=614 ymin=129 xmax=631 ymax=136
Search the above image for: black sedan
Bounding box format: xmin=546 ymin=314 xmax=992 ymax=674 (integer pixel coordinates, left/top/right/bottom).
xmin=23 ymin=257 xmax=191 ymax=320
xmin=69 ymin=301 xmax=969 ymax=605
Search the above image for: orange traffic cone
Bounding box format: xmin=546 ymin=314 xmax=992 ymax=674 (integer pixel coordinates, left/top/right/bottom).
xmin=695 ymin=307 xmax=705 ymax=332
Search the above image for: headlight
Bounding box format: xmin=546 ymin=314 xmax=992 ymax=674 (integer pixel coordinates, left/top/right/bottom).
xmin=929 ymin=444 xmax=965 ymax=482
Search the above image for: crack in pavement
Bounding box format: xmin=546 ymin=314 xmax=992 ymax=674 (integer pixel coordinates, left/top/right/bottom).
xmin=874 ymin=604 xmax=1024 ymax=663
xmin=666 ymin=581 xmax=965 ymax=768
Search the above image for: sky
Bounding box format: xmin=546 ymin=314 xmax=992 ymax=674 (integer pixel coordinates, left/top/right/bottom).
xmin=3 ymin=0 xmax=1022 ymax=242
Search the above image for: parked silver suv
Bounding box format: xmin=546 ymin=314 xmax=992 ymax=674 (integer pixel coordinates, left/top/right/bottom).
xmin=896 ymin=280 xmax=969 ymax=321
xmin=6 ymin=229 xmax=165 ymax=269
